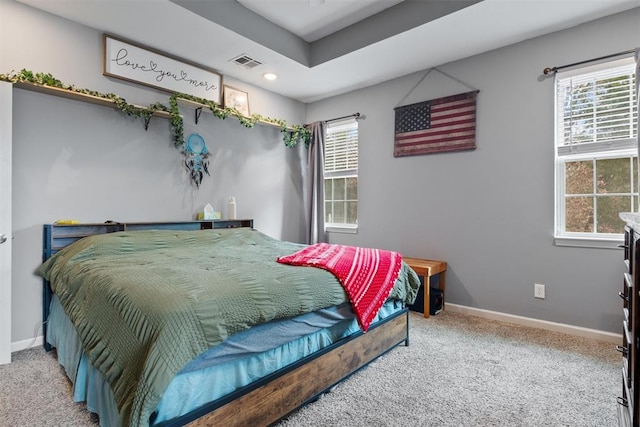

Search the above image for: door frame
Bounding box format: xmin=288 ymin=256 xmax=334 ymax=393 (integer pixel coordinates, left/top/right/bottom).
xmin=0 ymin=81 xmax=12 ymax=364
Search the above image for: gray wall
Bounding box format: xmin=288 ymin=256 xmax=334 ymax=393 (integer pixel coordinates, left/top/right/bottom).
xmin=307 ymin=8 xmax=640 ymax=333
xmin=2 ymin=0 xmax=307 ymax=343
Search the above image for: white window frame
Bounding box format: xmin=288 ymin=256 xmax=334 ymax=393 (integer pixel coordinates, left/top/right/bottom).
xmin=324 ymin=118 xmax=358 ymax=233
xmin=554 ymin=56 xmax=637 ymax=249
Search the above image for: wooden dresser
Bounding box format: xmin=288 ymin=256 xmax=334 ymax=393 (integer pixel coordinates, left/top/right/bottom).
xmin=620 ymin=213 xmax=640 ymax=427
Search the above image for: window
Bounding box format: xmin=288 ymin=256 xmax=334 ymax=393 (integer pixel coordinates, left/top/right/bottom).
xmin=324 ymin=118 xmax=358 ymax=231
xmin=554 ymin=57 xmax=637 ymax=247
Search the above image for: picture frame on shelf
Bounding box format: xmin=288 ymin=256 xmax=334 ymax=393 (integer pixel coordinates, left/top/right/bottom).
xmin=224 ymin=86 xmax=250 ymax=117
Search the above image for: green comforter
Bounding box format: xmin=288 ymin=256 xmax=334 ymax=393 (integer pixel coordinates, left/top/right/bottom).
xmin=36 ymin=227 xmax=420 ymax=426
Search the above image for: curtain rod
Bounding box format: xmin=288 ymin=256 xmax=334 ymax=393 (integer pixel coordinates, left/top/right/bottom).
xmin=304 ymin=113 xmax=361 ymax=127
xmin=325 ymin=112 xmax=361 ymax=124
xmin=543 ymin=48 xmax=637 ymax=75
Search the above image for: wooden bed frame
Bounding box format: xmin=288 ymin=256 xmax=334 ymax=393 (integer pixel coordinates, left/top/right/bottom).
xmin=41 ymin=221 xmax=411 ymax=426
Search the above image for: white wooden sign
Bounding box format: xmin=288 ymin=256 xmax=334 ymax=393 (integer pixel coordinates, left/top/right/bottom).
xmin=103 ymin=34 xmax=222 ymax=104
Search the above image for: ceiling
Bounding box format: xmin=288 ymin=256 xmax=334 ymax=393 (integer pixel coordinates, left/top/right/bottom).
xmin=237 ymin=0 xmax=407 ymax=43
xmin=15 ymin=0 xmax=640 ymax=103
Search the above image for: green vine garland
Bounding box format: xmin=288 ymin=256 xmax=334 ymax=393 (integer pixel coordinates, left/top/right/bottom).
xmin=172 ymin=91 xmax=311 ymax=148
xmin=0 ymin=69 xmax=312 ymax=185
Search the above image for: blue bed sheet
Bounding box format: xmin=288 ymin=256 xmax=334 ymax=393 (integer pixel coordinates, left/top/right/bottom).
xmin=47 ymin=296 xmax=404 ymax=426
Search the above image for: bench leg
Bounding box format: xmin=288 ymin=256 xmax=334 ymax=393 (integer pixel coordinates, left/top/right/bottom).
xmin=441 ymin=271 xmax=446 ymax=311
xmin=424 ymin=276 xmax=431 ymax=318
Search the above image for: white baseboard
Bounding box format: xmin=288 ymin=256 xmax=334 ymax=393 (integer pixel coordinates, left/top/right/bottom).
xmin=445 ymin=303 xmax=622 ymax=344
xmin=11 ymin=335 xmax=43 ymax=353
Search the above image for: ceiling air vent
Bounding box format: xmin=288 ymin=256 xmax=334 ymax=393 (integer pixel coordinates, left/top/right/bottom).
xmin=230 ymin=54 xmax=262 ymax=69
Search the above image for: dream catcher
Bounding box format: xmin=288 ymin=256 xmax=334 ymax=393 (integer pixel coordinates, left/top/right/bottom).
xmin=184 ymin=133 xmax=210 ymax=188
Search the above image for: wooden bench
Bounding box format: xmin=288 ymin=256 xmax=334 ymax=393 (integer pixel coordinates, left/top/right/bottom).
xmin=403 ymin=257 xmax=447 ymax=318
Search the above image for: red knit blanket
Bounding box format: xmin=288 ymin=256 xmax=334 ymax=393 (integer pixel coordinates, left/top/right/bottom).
xmin=277 ymin=243 xmax=403 ymax=331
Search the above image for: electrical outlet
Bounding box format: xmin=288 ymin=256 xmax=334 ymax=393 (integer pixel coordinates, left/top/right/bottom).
xmin=534 ymin=283 xmax=545 ymax=299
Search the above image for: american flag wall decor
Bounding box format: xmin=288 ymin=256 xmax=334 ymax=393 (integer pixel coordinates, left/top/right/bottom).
xmin=393 ymin=90 xmax=478 ymax=157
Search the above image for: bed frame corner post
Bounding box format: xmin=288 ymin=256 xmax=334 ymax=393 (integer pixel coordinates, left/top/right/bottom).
xmin=405 ymin=309 xmax=410 ymax=346
xmin=42 ymin=280 xmax=52 ymax=352
xmin=42 ymin=224 xmax=52 ymax=352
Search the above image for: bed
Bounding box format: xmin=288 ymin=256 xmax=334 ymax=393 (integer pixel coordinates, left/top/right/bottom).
xmin=37 ymin=220 xmax=421 ymax=427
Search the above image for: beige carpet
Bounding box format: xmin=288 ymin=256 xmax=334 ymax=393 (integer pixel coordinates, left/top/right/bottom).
xmin=280 ymin=310 xmax=619 ymax=426
xmin=0 ymin=310 xmax=620 ymax=426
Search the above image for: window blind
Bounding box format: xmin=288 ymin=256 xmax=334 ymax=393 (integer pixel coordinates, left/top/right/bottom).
xmin=556 ymin=58 xmax=637 ymax=156
xmin=325 ymin=118 xmax=358 ymax=176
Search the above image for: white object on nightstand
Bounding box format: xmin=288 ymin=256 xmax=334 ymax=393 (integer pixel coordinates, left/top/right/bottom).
xmin=227 ymin=196 xmax=237 ymax=220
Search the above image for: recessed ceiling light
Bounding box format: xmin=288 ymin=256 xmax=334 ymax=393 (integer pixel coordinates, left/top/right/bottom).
xmin=263 ymin=73 xmax=278 ymax=81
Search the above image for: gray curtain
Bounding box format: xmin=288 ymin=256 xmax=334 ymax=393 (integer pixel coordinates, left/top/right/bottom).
xmin=306 ymin=121 xmax=326 ymax=244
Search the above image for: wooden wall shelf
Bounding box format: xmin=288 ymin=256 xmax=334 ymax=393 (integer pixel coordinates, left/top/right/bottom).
xmin=177 ymin=98 xmax=290 ymax=130
xmin=12 ymin=81 xmax=295 ymax=132
xmin=14 ymin=81 xmax=173 ymax=119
